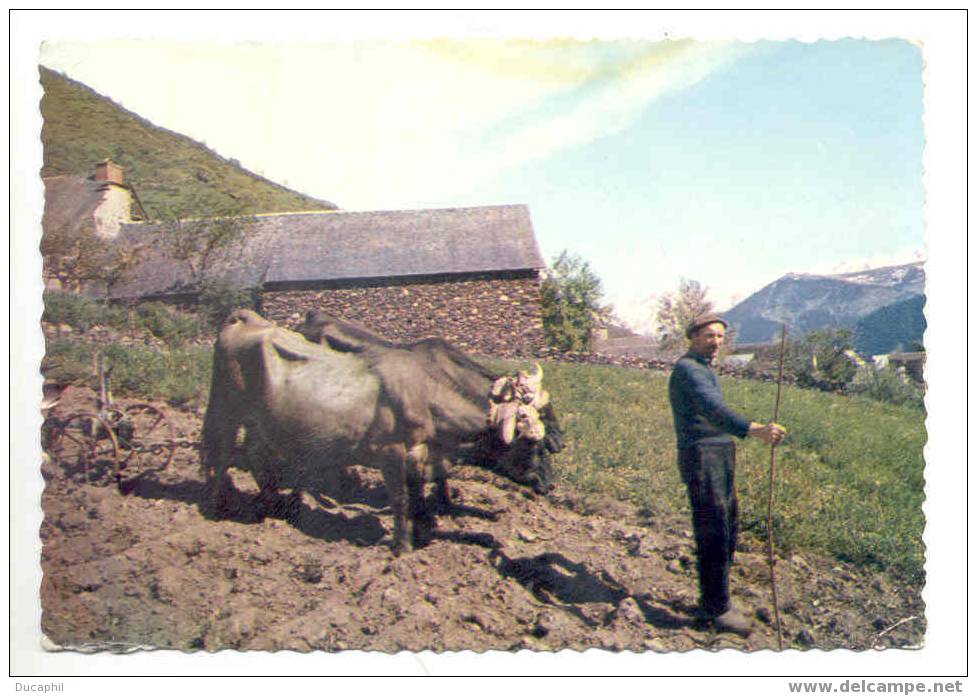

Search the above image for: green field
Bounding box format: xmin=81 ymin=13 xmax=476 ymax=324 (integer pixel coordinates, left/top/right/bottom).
xmin=525 ymin=361 xmax=926 ymax=584
xmin=43 ymin=338 xmax=927 ymax=584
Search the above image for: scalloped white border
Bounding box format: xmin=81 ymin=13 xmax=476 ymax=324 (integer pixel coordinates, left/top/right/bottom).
xmin=8 ymin=9 xmax=968 ymax=687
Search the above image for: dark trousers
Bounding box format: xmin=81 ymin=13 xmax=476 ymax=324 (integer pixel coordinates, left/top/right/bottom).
xmin=678 ymin=442 xmax=738 ymax=617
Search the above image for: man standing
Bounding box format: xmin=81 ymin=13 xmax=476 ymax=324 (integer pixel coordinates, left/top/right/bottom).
xmin=668 ymin=313 xmax=786 ymax=637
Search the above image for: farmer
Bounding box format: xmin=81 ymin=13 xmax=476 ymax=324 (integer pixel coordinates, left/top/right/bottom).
xmin=667 ymin=313 xmax=786 ymax=637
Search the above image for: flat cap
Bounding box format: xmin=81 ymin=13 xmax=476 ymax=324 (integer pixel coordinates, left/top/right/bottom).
xmin=685 ymin=313 xmax=729 ymax=339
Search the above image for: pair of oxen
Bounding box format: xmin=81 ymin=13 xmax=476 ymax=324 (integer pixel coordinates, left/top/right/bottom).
xmin=201 ymin=310 xmax=564 ymax=554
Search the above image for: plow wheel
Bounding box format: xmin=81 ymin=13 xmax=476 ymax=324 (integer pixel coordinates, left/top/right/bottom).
xmin=107 ymin=403 xmax=177 ymax=482
xmin=48 ymin=413 xmax=120 ymax=483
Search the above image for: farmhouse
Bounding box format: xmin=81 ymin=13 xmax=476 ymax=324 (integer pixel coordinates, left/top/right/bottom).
xmin=872 ymin=351 xmax=926 ymax=384
xmin=109 ymin=204 xmax=548 ymax=356
xmin=41 ymin=160 xmax=148 ymax=290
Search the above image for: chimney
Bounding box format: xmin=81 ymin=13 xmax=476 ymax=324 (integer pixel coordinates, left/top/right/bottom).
xmin=94 ymin=159 xmax=125 ymax=186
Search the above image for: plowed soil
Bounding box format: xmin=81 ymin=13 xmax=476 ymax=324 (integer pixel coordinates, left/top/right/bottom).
xmin=40 ymin=387 xmax=924 ymax=654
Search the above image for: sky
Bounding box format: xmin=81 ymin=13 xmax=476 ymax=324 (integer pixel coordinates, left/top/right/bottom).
xmin=36 ymin=32 xmax=925 ymax=331
xmin=9 ymin=11 xmax=968 ymax=681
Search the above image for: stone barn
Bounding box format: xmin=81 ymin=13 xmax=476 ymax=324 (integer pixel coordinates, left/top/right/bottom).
xmin=110 ymin=204 xmax=548 ymax=356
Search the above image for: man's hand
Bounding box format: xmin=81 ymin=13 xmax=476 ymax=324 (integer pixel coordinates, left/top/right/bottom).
xmin=748 ymin=422 xmax=787 ymax=445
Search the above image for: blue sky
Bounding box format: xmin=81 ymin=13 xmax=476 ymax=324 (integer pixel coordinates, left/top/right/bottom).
xmin=38 ymin=36 xmax=924 ymax=329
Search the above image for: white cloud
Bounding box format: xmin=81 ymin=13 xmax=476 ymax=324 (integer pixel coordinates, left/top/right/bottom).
xmin=816 ymin=247 xmax=927 ymax=275
xmin=39 ymin=39 xmax=753 ymax=210
xmin=476 ymin=41 xmax=752 ymax=175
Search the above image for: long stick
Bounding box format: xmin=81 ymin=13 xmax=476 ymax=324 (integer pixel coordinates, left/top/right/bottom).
xmin=767 ymin=324 xmax=787 ymax=650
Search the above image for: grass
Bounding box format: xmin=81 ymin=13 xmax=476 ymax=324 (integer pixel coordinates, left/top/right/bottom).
xmin=42 ymin=343 xmax=927 ymax=582
xmin=43 ymin=292 xmax=210 ymax=344
xmin=491 ymin=359 xmax=926 ymax=584
xmin=43 ymin=339 xmax=213 ymax=407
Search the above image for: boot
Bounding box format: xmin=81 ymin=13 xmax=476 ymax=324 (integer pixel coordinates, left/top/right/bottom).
xmin=713 ymin=607 xmax=752 ymax=637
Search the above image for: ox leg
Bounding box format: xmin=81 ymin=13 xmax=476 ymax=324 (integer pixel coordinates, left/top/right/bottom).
xmin=405 ymin=443 xmax=433 ymax=548
xmin=430 ymin=456 xmax=451 ymax=514
xmin=379 ymin=445 xmax=412 ymax=556
xmin=249 ymin=436 xmax=281 ymax=520
xmin=200 ymin=410 xmax=239 ymax=518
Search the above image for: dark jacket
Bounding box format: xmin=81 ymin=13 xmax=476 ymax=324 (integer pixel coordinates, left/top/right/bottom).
xmin=668 ymin=351 xmax=751 ymax=449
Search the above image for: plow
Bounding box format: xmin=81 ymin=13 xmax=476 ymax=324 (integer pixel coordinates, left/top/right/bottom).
xmin=41 ymin=353 xmax=195 ymax=488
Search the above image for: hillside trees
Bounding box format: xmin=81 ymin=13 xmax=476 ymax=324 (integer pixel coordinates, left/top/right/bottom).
xmin=540 ymin=251 xmax=612 ymax=352
xmin=853 ymin=295 xmax=927 ymax=355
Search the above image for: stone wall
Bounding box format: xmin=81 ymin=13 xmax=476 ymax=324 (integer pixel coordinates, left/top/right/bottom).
xmin=261 ymin=275 xmax=544 ymax=357
xmin=537 ymin=346 xmax=798 ymax=384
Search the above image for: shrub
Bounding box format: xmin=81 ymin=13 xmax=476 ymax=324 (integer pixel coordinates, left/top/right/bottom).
xmin=42 ymin=292 xmax=126 ymax=332
xmin=786 ymin=329 xmax=858 ymax=391
xmin=42 ymin=339 xmax=213 ymax=406
xmin=846 ymin=365 xmax=925 ymax=410
xmin=134 ymin=302 xmax=208 ymax=344
xmin=197 ymin=279 xmax=262 ymax=327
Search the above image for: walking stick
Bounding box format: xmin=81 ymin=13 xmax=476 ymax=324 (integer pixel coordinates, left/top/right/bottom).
xmin=767 ymin=324 xmax=787 ymax=650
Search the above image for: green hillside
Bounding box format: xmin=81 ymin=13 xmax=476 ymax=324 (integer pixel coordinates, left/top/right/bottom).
xmin=854 ymin=295 xmax=926 ymax=355
xmin=39 ymin=66 xmax=337 ymax=218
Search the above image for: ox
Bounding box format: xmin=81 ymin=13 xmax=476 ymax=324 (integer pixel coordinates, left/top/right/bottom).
xmin=201 ymin=309 xmax=561 ymax=554
xmin=298 ymin=310 xmax=564 ymax=477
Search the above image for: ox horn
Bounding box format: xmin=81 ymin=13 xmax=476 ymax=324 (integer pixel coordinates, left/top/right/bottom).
xmin=534 ymin=362 xmax=543 ymax=382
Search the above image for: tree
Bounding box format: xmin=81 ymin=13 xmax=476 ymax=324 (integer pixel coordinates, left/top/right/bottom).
xmin=655 ymin=279 xmax=715 ymax=351
xmin=156 ymin=200 xmax=260 ymax=324
xmin=99 ymin=241 xmax=147 ymax=301
xmin=157 ymin=201 xmax=256 ymax=289
xmin=40 ymin=222 xmax=145 ymax=298
xmin=41 ymin=222 xmax=107 ymax=292
xmin=787 ymin=328 xmax=858 ymax=391
xmin=539 ymin=251 xmax=612 ymax=352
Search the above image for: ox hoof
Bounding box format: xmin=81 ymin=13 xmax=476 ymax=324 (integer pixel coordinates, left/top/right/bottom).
xmin=431 ymin=496 xmax=452 ymax=515
xmin=203 ymin=493 xmax=230 ymax=519
xmin=390 ymin=540 xmax=411 ymax=557
xmin=411 ymin=519 xmax=436 ymax=549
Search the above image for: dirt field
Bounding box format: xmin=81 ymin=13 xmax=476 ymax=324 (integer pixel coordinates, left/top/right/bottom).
xmin=40 ymin=387 xmax=924 ymax=654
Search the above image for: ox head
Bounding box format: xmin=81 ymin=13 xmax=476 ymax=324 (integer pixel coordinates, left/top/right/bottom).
xmin=486 ymin=420 xmax=559 ymax=495
xmin=481 ymin=365 xmax=564 ymax=495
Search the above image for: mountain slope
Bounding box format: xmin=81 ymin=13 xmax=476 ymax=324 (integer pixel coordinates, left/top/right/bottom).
xmin=39 ymin=66 xmax=337 ymax=218
xmin=725 ymin=262 xmax=925 ymax=344
xmin=853 ymin=295 xmax=927 ymax=355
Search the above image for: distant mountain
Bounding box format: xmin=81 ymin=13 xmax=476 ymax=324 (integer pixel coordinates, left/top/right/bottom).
xmin=853 ymin=295 xmax=927 ymax=356
xmin=725 ymin=262 xmax=925 ymax=345
xmin=39 ymin=66 xmax=337 ymax=218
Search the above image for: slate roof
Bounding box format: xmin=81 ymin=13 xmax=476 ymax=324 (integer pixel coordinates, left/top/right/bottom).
xmin=109 ymin=204 xmax=545 ymax=299
xmin=43 ymin=176 xmax=106 ymax=238
xmin=43 ymin=175 xmax=147 ymax=239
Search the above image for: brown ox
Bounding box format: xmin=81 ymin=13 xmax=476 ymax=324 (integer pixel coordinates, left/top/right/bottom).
xmin=201 ymin=310 xmax=559 ymax=554
xmin=298 ymin=311 xmax=564 ymax=481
